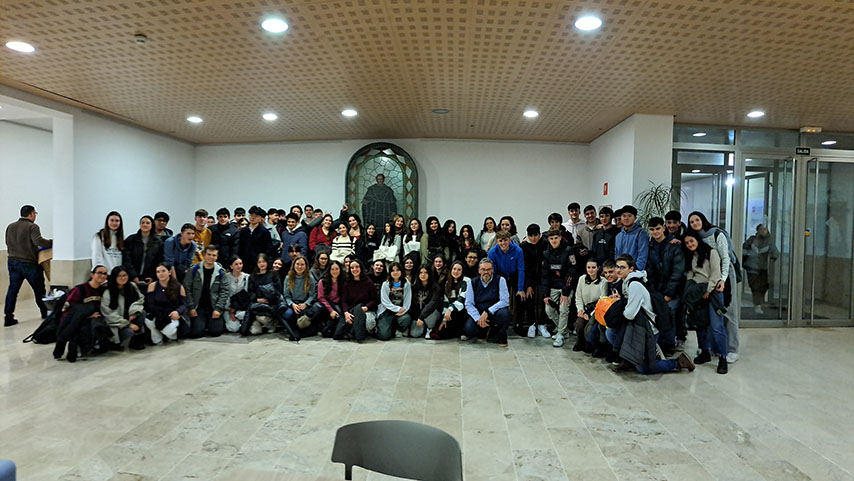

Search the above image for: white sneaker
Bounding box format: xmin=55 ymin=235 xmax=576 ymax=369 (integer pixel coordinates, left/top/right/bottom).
xmin=726 ymin=352 xmax=739 ymax=363
xmin=527 ymin=325 xmax=537 ymax=338
xmin=460 ymin=335 xmax=468 ymax=341
xmin=425 ymin=328 xmax=432 ymax=339
xmin=552 ymin=334 xmax=565 ymax=348
xmin=538 ymin=325 xmax=551 ymax=338
xmin=755 ymin=306 xmax=765 ymax=315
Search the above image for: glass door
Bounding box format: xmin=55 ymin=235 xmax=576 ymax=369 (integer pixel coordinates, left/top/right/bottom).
xmin=803 ymin=158 xmax=854 ymax=326
xmin=672 ymin=150 xmax=734 ymax=231
xmin=739 ymin=157 xmax=795 ymax=325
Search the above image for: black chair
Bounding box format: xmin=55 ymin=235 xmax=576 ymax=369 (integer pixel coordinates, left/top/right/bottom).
xmin=331 ymin=420 xmax=463 ymax=480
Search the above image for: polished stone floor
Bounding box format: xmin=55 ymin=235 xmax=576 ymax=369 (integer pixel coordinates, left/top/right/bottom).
xmin=2 ymin=304 xmax=853 ymax=481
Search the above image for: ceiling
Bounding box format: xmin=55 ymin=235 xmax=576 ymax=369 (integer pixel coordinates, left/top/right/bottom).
xmin=2 ymin=0 xmax=854 ymax=145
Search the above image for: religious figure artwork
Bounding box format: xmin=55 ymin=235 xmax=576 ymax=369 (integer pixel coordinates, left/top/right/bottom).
xmin=346 ymin=143 xmax=418 ymax=226
xmin=361 ymin=174 xmax=398 ymax=229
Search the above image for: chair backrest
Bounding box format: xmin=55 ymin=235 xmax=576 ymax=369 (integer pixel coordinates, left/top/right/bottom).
xmin=331 ymin=420 xmax=463 ymax=481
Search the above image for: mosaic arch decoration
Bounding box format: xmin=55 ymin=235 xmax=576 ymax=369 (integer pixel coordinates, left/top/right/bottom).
xmin=346 ymin=143 xmax=419 ymax=228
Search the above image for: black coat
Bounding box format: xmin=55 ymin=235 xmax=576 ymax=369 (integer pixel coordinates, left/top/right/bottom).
xmin=210 ymin=222 xmax=240 ymax=263
xmin=540 ymin=240 xmax=584 ymax=295
xmin=521 ymin=238 xmax=547 ymax=290
xmin=592 ymin=225 xmax=620 ymax=265
xmin=646 ymin=235 xmax=686 ymax=299
xmin=239 ymin=225 xmax=274 ymax=263
xmin=122 ymin=232 xmax=164 ymax=281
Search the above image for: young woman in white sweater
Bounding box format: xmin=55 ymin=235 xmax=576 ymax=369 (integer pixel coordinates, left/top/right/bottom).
xmin=91 ymin=211 xmax=125 ymax=271
xmin=573 ymin=259 xmax=608 ymax=352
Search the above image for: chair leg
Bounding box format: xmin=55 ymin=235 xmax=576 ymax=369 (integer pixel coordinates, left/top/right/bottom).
xmin=345 ymin=464 xmax=352 ymax=480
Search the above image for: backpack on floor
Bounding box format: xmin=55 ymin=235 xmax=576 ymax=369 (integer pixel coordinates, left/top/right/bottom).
xmin=22 ymin=291 xmax=67 ymax=344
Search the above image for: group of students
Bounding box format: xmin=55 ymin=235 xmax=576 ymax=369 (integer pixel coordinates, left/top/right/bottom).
xmin=53 ymin=201 xmax=740 ymax=375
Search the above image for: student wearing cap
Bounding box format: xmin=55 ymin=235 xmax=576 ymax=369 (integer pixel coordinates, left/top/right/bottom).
xmin=614 ymin=205 xmax=649 ymax=271
xmin=238 ymin=206 xmax=274 ymax=263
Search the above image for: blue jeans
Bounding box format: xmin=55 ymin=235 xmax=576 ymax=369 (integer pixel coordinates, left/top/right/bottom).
xmin=637 ymin=334 xmax=678 ymax=374
xmin=464 ymin=307 xmax=511 ymax=344
xmin=5 ymin=259 xmax=47 ymax=319
xmin=697 ymin=291 xmax=727 ymax=356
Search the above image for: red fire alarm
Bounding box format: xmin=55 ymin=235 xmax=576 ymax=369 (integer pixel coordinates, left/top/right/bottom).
xmin=603 ymin=183 xmax=608 ymax=196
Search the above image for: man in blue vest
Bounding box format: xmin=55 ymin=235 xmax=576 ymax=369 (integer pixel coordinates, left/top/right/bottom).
xmin=463 ymin=258 xmax=511 ymax=347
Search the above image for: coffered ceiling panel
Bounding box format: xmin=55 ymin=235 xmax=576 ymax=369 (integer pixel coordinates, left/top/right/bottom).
xmin=2 ymin=0 xmax=853 ymax=144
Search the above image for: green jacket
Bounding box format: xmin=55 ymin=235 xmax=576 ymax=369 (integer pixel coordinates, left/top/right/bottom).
xmin=183 ymin=262 xmax=229 ymax=313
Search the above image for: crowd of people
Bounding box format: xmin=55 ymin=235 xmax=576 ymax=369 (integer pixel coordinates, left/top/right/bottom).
xmin=5 ymin=201 xmax=745 ymax=375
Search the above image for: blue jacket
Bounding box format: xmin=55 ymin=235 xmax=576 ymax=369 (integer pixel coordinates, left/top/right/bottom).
xmin=488 ymin=243 xmax=525 ymax=291
xmin=280 ymin=228 xmax=308 ymax=259
xmin=615 ymin=223 xmax=649 ymax=270
xmin=163 ymin=234 xmax=196 ymax=274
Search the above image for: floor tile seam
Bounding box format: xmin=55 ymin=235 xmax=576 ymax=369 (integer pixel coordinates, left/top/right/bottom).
xmin=513 ymin=343 xmax=573 ymax=478
xmin=542 ymin=345 xmax=619 ymax=481
xmin=490 ymin=342 xmax=522 ymax=481
xmin=672 ymin=402 xmax=774 ymax=480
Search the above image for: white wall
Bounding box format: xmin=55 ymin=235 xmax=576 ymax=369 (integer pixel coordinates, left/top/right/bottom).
xmin=195 ymin=139 xmax=590 ymax=233
xmin=587 ymin=114 xmax=674 ymax=210
xmin=589 ymin=117 xmax=636 ymax=209
xmin=72 ymin=112 xmax=195 ymax=259
xmin=0 ymin=122 xmax=54 ymax=249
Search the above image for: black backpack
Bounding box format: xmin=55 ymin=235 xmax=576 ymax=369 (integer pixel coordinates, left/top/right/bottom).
xmin=22 ymin=291 xmax=67 ymax=344
xmin=627 ymin=277 xmax=675 ymax=349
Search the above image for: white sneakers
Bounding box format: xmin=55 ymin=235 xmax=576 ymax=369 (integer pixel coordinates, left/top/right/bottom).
xmin=553 ymin=334 xmax=565 ymax=348
xmin=726 ymin=352 xmax=739 ymax=363
xmin=755 ymin=306 xmax=765 ymax=315
xmin=527 ymin=325 xmax=537 ymax=338
xmin=425 ymin=328 xmax=432 ymax=339
xmin=537 ymin=325 xmax=551 ymax=338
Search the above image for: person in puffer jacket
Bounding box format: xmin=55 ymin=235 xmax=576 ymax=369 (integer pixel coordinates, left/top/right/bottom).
xmin=614 ymin=205 xmax=649 ymax=270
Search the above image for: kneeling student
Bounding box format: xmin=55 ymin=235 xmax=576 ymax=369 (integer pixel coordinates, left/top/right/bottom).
xmin=183 ymin=245 xmax=229 ymax=338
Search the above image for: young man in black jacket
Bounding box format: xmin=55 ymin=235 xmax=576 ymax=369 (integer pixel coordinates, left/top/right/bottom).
xmin=520 ymin=224 xmax=549 ymax=338
xmin=238 ymin=206 xmax=273 ymax=264
xmin=540 ymin=229 xmax=584 ymax=347
xmin=647 ymin=217 xmax=687 ymax=348
xmin=592 ymin=206 xmax=620 ymax=267
xmin=210 ymin=208 xmax=240 ymax=262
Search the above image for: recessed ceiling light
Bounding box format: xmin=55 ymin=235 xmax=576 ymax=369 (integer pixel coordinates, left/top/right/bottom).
xmin=261 ymin=18 xmax=289 ymax=33
xmin=747 ymin=110 xmax=765 ymax=118
xmin=523 ymin=110 xmax=539 ymax=118
xmin=691 ymin=169 xmax=701 ymax=173
xmin=341 ymin=109 xmax=358 ymax=117
xmin=574 ymin=15 xmax=603 ymax=31
xmin=5 ymin=41 xmax=35 ymax=53
xmin=692 ymin=132 xmax=707 ymax=137
xmin=262 ymin=112 xmax=278 ymax=121
xmin=186 ymin=116 xmax=203 ymax=124
xmin=822 ymin=140 xmax=837 ymax=146
xmin=432 ymin=108 xmax=450 ymax=114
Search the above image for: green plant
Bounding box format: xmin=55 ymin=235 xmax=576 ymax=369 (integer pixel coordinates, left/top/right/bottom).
xmin=634 ymin=182 xmax=680 ymax=227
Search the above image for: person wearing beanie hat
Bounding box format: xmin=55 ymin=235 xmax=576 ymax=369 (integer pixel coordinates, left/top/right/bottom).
xmin=238 ymin=205 xmax=274 ymax=262
xmin=614 ymin=205 xmax=649 ymax=270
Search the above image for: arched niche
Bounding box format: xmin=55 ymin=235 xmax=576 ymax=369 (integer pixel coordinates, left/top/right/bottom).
xmin=346 ymin=142 xmax=418 ymax=227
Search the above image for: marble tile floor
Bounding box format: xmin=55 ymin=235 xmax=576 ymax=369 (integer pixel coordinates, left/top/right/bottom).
xmin=2 ymin=304 xmax=854 ymax=481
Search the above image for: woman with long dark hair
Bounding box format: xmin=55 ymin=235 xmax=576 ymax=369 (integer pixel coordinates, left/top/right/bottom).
xmin=376 ymin=262 xmax=412 ymax=340
xmin=315 ymin=260 xmax=345 ymax=337
xmin=101 ymin=266 xmax=146 ymax=350
xmin=144 ymin=263 xmax=190 ymax=344
xmin=476 ymin=217 xmax=497 ymax=252
xmin=242 ymin=253 xmax=284 ymax=336
xmin=687 ymin=211 xmax=740 ymax=363
xmin=311 ymin=250 xmax=330 ymax=283
xmin=376 ymin=221 xmax=402 ymax=263
xmin=224 ymin=255 xmax=250 ymax=333
xmin=458 ymin=224 xmax=480 ymax=260
xmin=408 ymin=266 xmax=443 ymax=339
xmin=437 ymin=261 xmax=469 ymax=340
xmin=442 ymin=219 xmax=458 ymax=261
xmin=123 ymin=215 xmax=163 ymax=285
xmin=430 ymin=254 xmax=449 ymax=286
xmin=684 ymin=231 xmax=728 ymax=374
xmin=309 ymin=213 xmax=336 ymax=252
xmin=403 ymin=218 xmax=428 ymax=265
xmin=334 ymin=259 xmax=377 ymax=342
xmin=361 ymin=223 xmax=381 ymax=262
xmin=92 ymin=211 xmax=125 ymax=271
xmin=424 ymin=216 xmax=449 ymax=263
